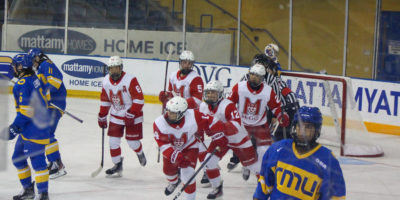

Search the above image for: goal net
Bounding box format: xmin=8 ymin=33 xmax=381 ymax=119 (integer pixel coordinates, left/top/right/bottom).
xmin=281 ymin=71 xmax=384 ymax=157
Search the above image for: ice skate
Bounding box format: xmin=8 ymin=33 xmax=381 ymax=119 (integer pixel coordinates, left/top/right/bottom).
xmin=200 ymin=172 xmax=211 ymax=188
xmin=137 ymin=152 xmax=147 ymax=166
xmin=13 ymin=182 xmax=35 ymax=200
xmin=242 ymin=167 xmax=250 ymax=181
xmin=227 ymin=156 xmax=240 ymax=171
xmin=34 ymin=192 xmax=49 ymax=200
xmin=106 ymin=157 xmax=123 ymax=177
xmin=207 ymin=181 xmax=223 ymax=199
xmin=48 ymin=159 xmax=67 ymax=179
xmin=164 ymin=178 xmax=181 ymax=196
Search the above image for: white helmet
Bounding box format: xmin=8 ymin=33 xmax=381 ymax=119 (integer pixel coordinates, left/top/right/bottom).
xmin=108 ymin=56 xmax=123 ymax=68
xmin=108 ymin=56 xmax=123 ymax=81
xmin=179 ymin=50 xmax=195 ymax=75
xmin=249 ymin=63 xmax=266 ymax=77
xmin=179 ymin=50 xmax=195 ymax=62
xmin=165 ymin=96 xmax=188 ymax=123
xmin=204 ymin=80 xmax=224 ymax=105
xmin=264 ymin=43 xmax=279 ymax=61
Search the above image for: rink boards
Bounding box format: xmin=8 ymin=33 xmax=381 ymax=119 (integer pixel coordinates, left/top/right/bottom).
xmin=0 ymin=52 xmax=398 ymax=136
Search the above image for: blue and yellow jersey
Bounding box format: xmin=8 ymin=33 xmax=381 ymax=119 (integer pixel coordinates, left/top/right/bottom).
xmin=37 ymin=59 xmax=67 ymax=110
xmin=12 ymin=74 xmax=50 ymax=144
xmin=254 ymin=139 xmax=346 ymax=200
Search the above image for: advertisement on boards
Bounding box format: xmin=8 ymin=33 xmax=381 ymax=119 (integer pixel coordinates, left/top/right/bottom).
xmin=5 ymin=24 xmax=231 ymax=64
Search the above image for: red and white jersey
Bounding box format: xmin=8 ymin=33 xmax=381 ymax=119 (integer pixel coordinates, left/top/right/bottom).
xmin=154 ymin=109 xmax=224 ymax=159
xmin=99 ymin=72 xmax=144 ymax=125
xmin=199 ymin=99 xmax=250 ymax=148
xmin=168 ymin=70 xmax=204 ymax=109
xmin=228 ymin=81 xmax=282 ymax=127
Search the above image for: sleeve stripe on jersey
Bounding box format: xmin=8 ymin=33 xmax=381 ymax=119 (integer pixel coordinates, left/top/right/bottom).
xmin=160 ymin=144 xmax=172 ymax=154
xmin=132 ymin=99 xmax=144 ymax=104
xmin=18 ymin=105 xmax=32 ymax=118
xmin=134 ymin=116 xmax=143 ymax=124
xmin=47 ymin=76 xmax=62 ymax=89
xmin=258 ymin=176 xmax=273 ymax=195
xmin=101 ymin=101 xmax=111 ymax=106
xmin=37 ymin=74 xmax=48 ymax=84
xmin=331 ymin=196 xmax=346 ymax=200
xmin=193 ymin=97 xmax=202 ymax=105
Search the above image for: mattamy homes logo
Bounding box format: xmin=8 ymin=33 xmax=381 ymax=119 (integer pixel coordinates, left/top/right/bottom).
xmin=62 ymin=59 xmax=107 ymax=79
xmin=18 ymin=29 xmax=96 ymax=54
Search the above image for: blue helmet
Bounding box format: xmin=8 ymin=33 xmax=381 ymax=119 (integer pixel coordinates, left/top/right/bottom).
xmin=27 ymin=48 xmax=43 ymax=61
xmin=292 ymin=106 xmax=322 ymax=129
xmin=12 ymin=53 xmax=33 ymax=77
xmin=291 ymin=106 xmax=323 ymax=147
xmin=12 ymin=53 xmax=26 ymax=67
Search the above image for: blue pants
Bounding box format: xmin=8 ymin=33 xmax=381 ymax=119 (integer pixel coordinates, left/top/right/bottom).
xmin=12 ymin=136 xmax=49 ymax=193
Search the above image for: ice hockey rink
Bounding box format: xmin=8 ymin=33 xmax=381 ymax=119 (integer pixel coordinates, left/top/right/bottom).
xmin=1 ymin=97 xmax=400 ymax=200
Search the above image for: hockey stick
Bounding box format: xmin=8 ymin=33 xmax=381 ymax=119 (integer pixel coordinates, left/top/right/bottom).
xmin=158 ymin=45 xmax=174 ymax=163
xmin=172 ymin=147 xmax=220 ymax=200
xmin=194 ymin=134 xmax=222 ymax=171
xmin=48 ymin=102 xmax=83 ymax=123
xmin=91 ymin=127 xmax=105 ymax=177
xmin=0 ymin=73 xmax=84 ymax=123
xmin=269 ymin=120 xmax=280 ymax=138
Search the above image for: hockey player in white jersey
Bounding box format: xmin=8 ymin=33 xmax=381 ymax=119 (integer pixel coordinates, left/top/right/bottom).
xmin=158 ymin=50 xmax=209 ymax=184
xmin=199 ymin=80 xmax=260 ymax=199
xmin=228 ymin=64 xmax=289 ymax=176
xmin=153 ymin=96 xmax=228 ymax=200
xmin=98 ymin=56 xmax=147 ymax=177
xmin=158 ymin=50 xmax=204 ymax=109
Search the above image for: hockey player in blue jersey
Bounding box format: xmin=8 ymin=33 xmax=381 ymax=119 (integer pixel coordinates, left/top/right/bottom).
xmin=1 ymin=54 xmax=51 ymax=200
xmin=28 ymin=48 xmax=67 ymax=179
xmin=253 ymin=106 xmax=346 ymax=200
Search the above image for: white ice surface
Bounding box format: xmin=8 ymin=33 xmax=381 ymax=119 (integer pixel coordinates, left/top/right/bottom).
xmin=1 ymin=97 xmax=400 ymax=200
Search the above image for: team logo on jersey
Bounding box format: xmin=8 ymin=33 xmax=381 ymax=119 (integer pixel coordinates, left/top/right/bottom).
xmin=110 ymin=90 xmax=125 ymax=111
xmin=123 ymin=86 xmax=127 ymax=93
xmin=171 ymin=133 xmax=188 ymax=150
xmin=173 ymin=85 xmax=185 ymax=97
xmin=275 ymin=161 xmax=322 ymax=200
xmin=243 ymin=98 xmax=261 ymax=115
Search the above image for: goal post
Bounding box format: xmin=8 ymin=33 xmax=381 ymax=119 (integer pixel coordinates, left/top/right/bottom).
xmin=281 ymin=71 xmax=384 ymax=157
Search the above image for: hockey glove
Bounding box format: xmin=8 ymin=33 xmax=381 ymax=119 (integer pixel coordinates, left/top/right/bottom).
xmin=159 ymin=91 xmax=173 ymax=105
xmin=277 ymin=112 xmax=290 ymax=127
xmin=171 ymin=150 xmax=190 ymax=168
xmin=98 ymin=114 xmax=108 ymax=128
xmin=7 ymin=124 xmax=21 ymax=140
xmin=208 ymin=132 xmax=228 ymax=153
xmin=125 ymin=111 xmax=135 ymax=127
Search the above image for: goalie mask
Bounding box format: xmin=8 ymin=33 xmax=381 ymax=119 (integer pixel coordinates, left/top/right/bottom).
xmin=204 ymin=80 xmax=224 ymax=106
xmin=264 ymin=43 xmax=279 ymax=62
xmin=248 ymin=64 xmax=266 ymax=88
xmin=291 ymin=106 xmax=322 ymax=149
xmin=179 ymin=50 xmax=195 ymax=75
xmin=108 ymin=56 xmax=123 ymax=81
xmin=165 ymin=96 xmax=188 ymax=124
